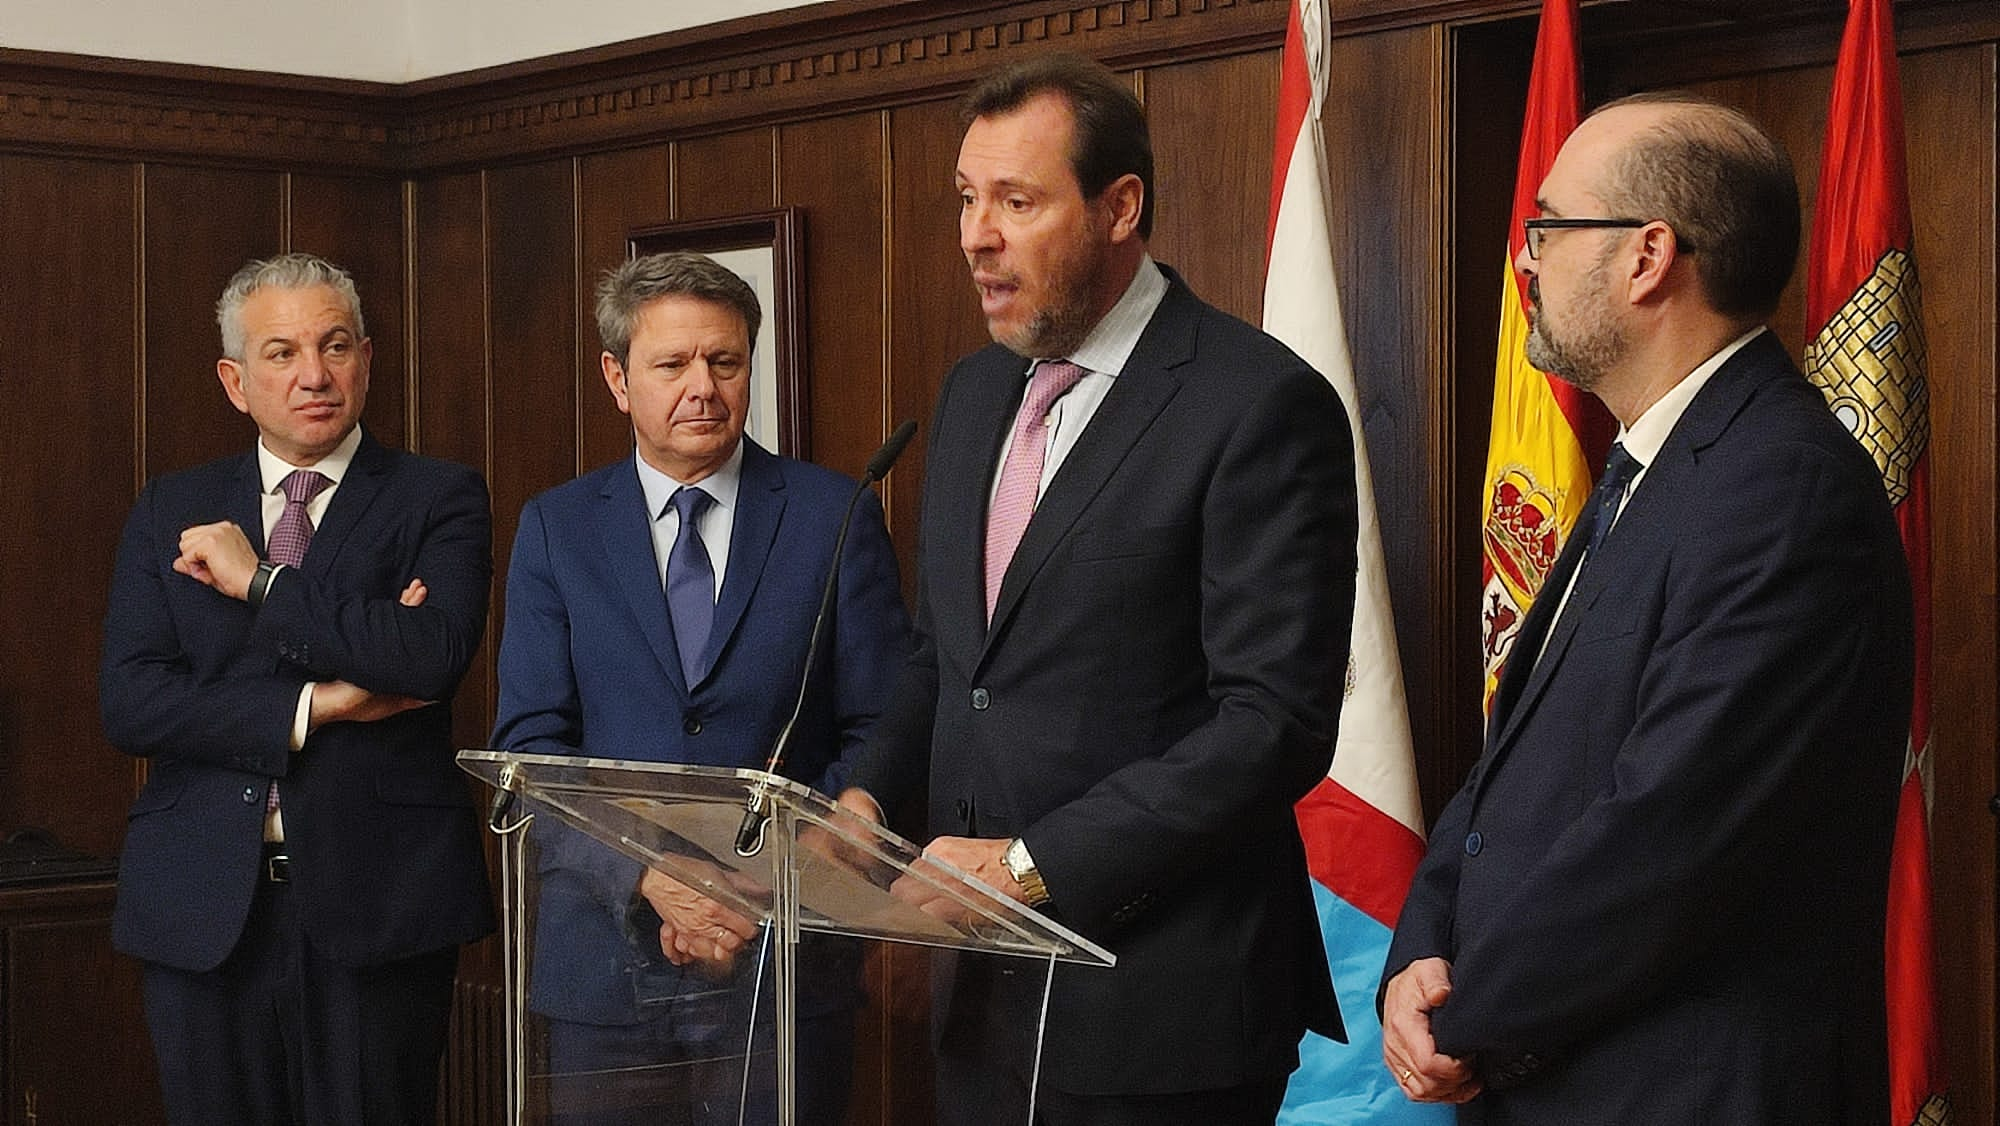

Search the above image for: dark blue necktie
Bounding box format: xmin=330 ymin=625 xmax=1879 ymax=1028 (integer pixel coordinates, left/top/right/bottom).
xmin=1581 ymin=442 xmax=1643 ymax=563
xmin=666 ymin=486 xmax=716 ymax=683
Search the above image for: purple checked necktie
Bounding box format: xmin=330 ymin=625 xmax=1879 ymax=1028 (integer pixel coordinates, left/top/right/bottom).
xmin=268 ymin=470 xmax=332 ymax=568
xmin=983 ymin=360 xmax=1086 ymax=623
xmin=266 ymin=469 xmax=330 ymax=815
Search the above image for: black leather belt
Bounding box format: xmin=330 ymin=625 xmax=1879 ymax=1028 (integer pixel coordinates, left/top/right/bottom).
xmin=263 ymin=848 xmax=291 ymax=883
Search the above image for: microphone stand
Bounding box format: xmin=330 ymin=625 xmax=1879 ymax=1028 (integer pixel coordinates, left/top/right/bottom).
xmin=734 ymin=420 xmax=916 ymax=857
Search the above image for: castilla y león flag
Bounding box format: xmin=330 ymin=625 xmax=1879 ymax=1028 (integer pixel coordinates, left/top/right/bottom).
xmin=1261 ymin=2 xmax=1443 ymax=1122
xmin=1478 ymin=0 xmax=1614 ymax=714
xmin=1802 ymin=2 xmax=1950 ymax=1124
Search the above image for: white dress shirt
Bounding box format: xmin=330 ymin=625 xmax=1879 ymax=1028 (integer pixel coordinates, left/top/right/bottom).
xmin=636 ymin=440 xmax=745 ymax=598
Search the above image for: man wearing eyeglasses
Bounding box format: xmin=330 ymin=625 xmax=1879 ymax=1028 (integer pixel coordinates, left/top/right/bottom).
xmin=1380 ymin=93 xmax=1913 ymax=1125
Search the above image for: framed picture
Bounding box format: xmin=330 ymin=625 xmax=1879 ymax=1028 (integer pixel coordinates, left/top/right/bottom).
xmin=627 ymin=209 xmax=807 ymax=458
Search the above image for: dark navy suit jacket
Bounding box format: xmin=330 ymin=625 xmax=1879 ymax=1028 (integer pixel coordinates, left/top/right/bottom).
xmin=851 ymin=270 xmax=1354 ymax=1096
xmin=101 ymin=430 xmax=496 ymax=972
xmin=491 ymin=439 xmax=909 ymax=1025
xmin=1386 ymin=332 xmax=1912 ymax=1124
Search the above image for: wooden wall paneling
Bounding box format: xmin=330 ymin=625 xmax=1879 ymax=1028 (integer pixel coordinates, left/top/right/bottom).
xmin=577 ymin=144 xmax=674 ymax=471
xmin=140 ymin=164 xmax=283 ymax=477
xmin=778 ymin=112 xmax=889 ymax=481
xmin=885 ymin=97 xmax=992 ymax=609
xmin=484 ymin=157 xmax=581 ymax=650
xmin=776 ymin=105 xmax=907 ymax=1126
xmin=0 ymin=155 xmax=138 ymax=860
xmin=388 ymin=0 xmax=1288 ymax=172
xmin=1447 ymin=14 xmax=1535 ymax=822
xmin=1901 ymin=41 xmax=1997 ymax=1126
xmin=411 ymin=172 xmax=501 ymax=765
xmin=2 ymin=885 xmax=162 ymax=1124
xmin=288 ymin=173 xmax=411 ymax=451
xmin=1318 ymin=24 xmax=1462 ymax=812
xmin=409 ymin=169 xmax=509 ymax=1124
xmin=1143 ymin=50 xmax=1280 ymax=325
xmin=675 ymin=128 xmax=778 ymax=221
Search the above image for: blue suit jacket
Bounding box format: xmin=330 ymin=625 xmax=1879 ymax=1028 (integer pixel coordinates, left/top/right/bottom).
xmin=101 ymin=430 xmax=496 ymax=971
xmin=491 ymin=439 xmax=909 ymax=1025
xmin=1386 ymin=332 xmax=1912 ymax=1124
xmin=850 ymin=270 xmax=1353 ymax=1095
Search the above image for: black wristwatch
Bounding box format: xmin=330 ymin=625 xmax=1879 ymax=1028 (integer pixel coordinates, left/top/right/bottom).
xmin=247 ymin=561 xmax=282 ymax=608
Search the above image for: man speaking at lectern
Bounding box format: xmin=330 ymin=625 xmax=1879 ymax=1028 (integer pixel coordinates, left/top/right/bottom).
xmin=839 ymin=54 xmax=1358 ymax=1125
xmin=490 ymin=251 xmax=909 ymax=1124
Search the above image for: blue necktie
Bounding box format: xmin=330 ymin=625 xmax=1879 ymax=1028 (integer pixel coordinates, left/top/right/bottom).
xmin=666 ymin=487 xmax=716 ymax=683
xmin=1582 ymin=442 xmax=1643 ymax=563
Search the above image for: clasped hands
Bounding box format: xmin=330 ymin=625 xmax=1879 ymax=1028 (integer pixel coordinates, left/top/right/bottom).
xmin=175 ymin=519 xmax=432 ymax=727
xmin=1381 ymin=956 xmax=1482 ymax=1103
xmin=637 ymin=864 xmax=763 ymax=976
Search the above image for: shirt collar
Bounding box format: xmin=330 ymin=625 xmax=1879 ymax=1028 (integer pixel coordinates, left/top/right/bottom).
xmin=1617 ymin=326 xmax=1766 ymax=468
xmin=1050 ymin=255 xmax=1168 ymax=378
xmin=636 ymin=440 xmax=745 ymax=521
xmin=257 ymin=425 xmax=361 ymax=494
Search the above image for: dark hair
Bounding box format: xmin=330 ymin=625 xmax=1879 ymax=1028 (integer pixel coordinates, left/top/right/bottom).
xmin=594 ymin=251 xmax=761 ymax=368
xmin=1590 ymin=91 xmax=1800 ymax=319
xmin=959 ymin=52 xmax=1155 ymax=239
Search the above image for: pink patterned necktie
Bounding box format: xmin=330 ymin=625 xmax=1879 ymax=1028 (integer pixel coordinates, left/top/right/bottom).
xmin=266 ymin=469 xmax=330 ymax=818
xmin=983 ymin=360 xmax=1086 ymax=623
xmin=268 ymin=469 xmax=331 ymax=568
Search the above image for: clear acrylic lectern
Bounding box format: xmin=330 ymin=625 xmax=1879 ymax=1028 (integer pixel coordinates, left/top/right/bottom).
xmin=457 ymin=749 xmax=1115 ymax=1126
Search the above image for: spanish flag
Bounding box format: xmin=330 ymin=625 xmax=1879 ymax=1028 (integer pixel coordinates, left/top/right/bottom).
xmin=1802 ymin=2 xmax=1949 ymax=1122
xmin=1477 ymin=0 xmax=1613 ymax=711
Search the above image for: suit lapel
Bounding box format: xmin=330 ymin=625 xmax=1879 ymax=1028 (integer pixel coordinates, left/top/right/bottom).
xmin=979 ymin=282 xmax=1192 ymax=660
xmin=598 ymin=459 xmax=690 ymax=697
xmin=703 ymin=441 xmax=785 ymax=688
xmin=299 ymin=431 xmax=387 ymax=577
xmin=1485 ymin=331 xmax=1792 ymax=760
xmin=232 ymin=455 xmax=267 ymax=557
xmin=1488 ymin=528 xmax=1585 ymax=750
xmin=930 ymin=347 xmax=1029 ymax=675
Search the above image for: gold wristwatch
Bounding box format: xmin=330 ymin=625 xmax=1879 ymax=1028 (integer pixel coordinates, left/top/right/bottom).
xmin=1001 ymin=837 xmax=1050 ymax=907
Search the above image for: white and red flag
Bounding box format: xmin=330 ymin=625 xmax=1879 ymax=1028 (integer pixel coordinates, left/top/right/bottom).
xmin=1262 ymin=2 xmax=1444 ymax=1121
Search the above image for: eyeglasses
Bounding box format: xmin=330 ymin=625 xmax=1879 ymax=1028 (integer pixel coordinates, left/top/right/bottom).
xmin=1522 ymin=217 xmax=1669 ymax=260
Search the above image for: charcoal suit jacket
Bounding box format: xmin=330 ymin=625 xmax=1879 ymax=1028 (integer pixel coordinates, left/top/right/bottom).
xmin=102 ymin=430 xmax=496 ymax=972
xmin=852 ymin=269 xmax=1356 ymax=1096
xmin=1386 ymin=331 xmax=1913 ymax=1124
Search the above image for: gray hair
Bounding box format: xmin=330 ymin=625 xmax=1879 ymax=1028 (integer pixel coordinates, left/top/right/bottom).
xmin=595 ymin=251 xmax=762 ymax=369
xmin=216 ymin=253 xmax=366 ymax=361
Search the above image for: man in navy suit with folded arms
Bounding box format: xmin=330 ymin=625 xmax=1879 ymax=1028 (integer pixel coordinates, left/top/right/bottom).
xmin=490 ymin=250 xmax=909 ymax=1124
xmin=1383 ymin=94 xmax=1914 ymax=1124
xmin=100 ymin=253 xmax=495 ymax=1124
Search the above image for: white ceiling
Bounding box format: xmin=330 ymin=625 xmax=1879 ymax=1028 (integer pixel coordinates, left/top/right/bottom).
xmin=0 ymin=0 xmax=819 ymax=83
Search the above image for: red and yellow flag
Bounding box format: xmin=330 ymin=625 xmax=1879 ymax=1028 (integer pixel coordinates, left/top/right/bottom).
xmin=1803 ymin=2 xmax=1949 ymax=1123
xmin=1478 ymin=0 xmax=1614 ymax=710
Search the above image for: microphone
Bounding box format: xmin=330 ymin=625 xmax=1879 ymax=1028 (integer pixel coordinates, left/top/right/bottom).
xmin=734 ymin=420 xmax=917 ymax=856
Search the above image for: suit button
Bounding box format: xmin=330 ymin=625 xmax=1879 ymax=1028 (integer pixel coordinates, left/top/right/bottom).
xmin=1464 ymin=831 xmax=1483 ymax=856
xmin=970 ymin=688 xmax=990 ymax=710
xmin=954 ymin=798 xmax=970 ymax=821
xmin=683 ymin=715 xmax=702 ymax=736
xmin=242 ymin=786 xmax=259 ymax=804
